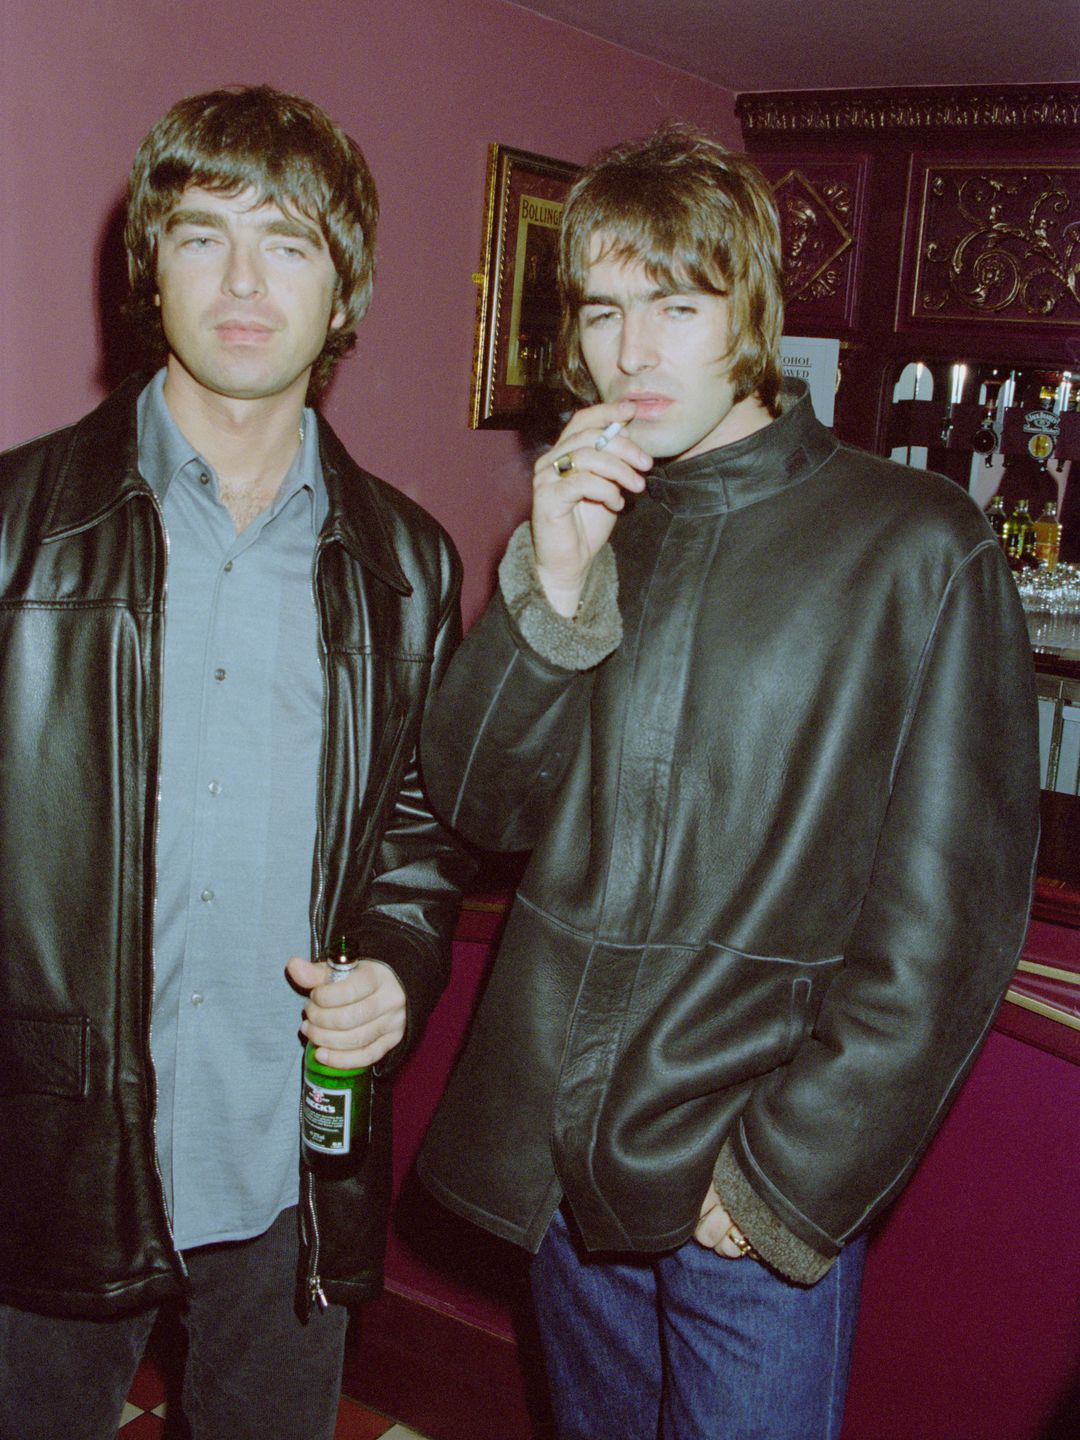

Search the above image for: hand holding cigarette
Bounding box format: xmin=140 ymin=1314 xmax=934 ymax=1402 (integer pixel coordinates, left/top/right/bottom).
xmin=530 ymin=402 xmax=651 ymax=617
xmin=594 ymin=420 xmax=623 ymax=450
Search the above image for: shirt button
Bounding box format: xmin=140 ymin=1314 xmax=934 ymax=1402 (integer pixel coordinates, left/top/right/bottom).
xmin=191 ymin=992 xmax=205 ymax=1007
xmin=198 ymin=472 xmax=210 ymax=486
xmin=214 ymin=668 xmax=226 ymax=682
xmin=200 ymin=888 xmax=214 ymax=903
xmin=224 ymin=561 xmax=233 ymax=573
xmin=208 ymin=781 xmax=221 ymax=796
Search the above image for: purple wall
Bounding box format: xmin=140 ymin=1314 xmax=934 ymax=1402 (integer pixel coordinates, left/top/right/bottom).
xmin=0 ymin=0 xmax=738 ymax=621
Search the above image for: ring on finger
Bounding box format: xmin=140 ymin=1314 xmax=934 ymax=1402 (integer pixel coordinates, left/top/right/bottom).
xmin=729 ymin=1229 xmax=754 ymax=1258
xmin=553 ymin=452 xmax=576 ymax=476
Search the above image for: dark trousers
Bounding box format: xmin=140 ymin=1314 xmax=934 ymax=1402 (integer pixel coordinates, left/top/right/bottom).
xmin=0 ymin=1206 xmax=348 ymax=1440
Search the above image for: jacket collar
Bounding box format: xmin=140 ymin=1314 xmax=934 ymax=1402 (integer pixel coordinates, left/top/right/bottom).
xmin=644 ymin=379 xmax=840 ymax=517
xmin=41 ymin=374 xmax=412 ymax=595
xmin=315 ymin=415 xmax=412 ymax=595
xmin=42 ymin=374 xmax=153 ymax=538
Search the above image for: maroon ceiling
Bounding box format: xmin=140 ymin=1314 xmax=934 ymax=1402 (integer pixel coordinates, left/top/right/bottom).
xmin=512 ymin=0 xmax=1078 ymax=93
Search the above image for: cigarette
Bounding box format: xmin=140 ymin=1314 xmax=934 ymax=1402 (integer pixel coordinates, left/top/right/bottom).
xmin=595 ymin=421 xmax=623 ymax=451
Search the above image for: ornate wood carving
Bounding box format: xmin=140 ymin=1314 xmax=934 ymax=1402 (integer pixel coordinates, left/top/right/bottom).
xmin=737 ymin=86 xmax=1080 ymax=136
xmin=774 ymin=171 xmax=852 ymax=300
xmin=907 ymin=161 xmax=1080 ymax=328
xmin=740 ymin=84 xmax=1079 ymax=448
xmin=755 ymin=156 xmax=868 ymax=329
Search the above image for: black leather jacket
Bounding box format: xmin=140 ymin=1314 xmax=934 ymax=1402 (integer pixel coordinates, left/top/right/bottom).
xmin=0 ymin=377 xmax=468 ymax=1319
xmin=418 ymin=386 xmax=1040 ymax=1281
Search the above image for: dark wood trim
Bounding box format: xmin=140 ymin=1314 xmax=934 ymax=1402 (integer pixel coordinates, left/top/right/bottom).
xmin=736 ymin=85 xmax=1080 ymax=136
xmin=1033 ymin=649 xmax=1080 ymax=683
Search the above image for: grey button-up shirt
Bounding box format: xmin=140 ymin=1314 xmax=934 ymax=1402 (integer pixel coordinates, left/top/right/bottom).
xmin=138 ymin=370 xmax=326 ymax=1250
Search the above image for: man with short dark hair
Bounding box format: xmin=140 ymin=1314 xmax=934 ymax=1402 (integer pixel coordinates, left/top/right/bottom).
xmin=0 ymin=85 xmax=466 ymax=1439
xmin=418 ymin=126 xmax=1039 ymax=1438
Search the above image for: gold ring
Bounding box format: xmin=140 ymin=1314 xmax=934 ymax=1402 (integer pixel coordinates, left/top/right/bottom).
xmin=553 ymin=452 xmax=576 ymax=476
xmin=732 ymin=1232 xmax=754 ymax=1257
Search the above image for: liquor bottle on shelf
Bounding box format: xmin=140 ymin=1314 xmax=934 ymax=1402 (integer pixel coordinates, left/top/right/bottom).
xmin=1019 ymin=521 xmax=1039 ymax=570
xmin=1004 ymin=499 xmax=1035 ymax=571
xmin=1033 ymin=500 xmax=1062 ymax=570
xmin=301 ymin=934 xmax=371 ymax=1177
xmin=985 ymin=494 xmax=1008 ymax=545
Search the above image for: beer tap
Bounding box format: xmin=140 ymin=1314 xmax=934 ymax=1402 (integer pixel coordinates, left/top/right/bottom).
xmin=940 ymin=363 xmax=965 ymax=447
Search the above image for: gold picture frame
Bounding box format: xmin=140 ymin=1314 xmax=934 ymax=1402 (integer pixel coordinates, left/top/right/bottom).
xmin=469 ymin=143 xmax=579 ymax=429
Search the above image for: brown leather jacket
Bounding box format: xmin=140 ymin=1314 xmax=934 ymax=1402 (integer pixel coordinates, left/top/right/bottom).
xmin=0 ymin=376 xmax=468 ymax=1318
xmin=418 ymin=384 xmax=1039 ymax=1282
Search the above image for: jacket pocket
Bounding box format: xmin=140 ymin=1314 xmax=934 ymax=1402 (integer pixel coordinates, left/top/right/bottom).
xmin=685 ymin=941 xmax=844 ymax=1084
xmin=598 ymin=941 xmax=845 ymax=1147
xmin=783 ymin=976 xmax=815 ymax=1064
xmin=0 ymin=1013 xmax=90 ymax=1098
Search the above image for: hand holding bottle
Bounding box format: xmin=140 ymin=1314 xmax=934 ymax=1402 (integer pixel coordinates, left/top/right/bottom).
xmin=287 ymin=951 xmax=406 ymax=1070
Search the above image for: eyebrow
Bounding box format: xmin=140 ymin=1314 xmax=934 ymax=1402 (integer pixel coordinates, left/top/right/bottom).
xmin=580 ymin=285 xmax=697 ymax=308
xmin=579 ymin=278 xmax=730 ymax=310
xmin=163 ymin=208 xmax=325 ymax=248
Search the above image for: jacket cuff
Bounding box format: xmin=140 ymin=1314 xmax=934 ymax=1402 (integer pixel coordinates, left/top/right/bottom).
xmin=498 ymin=522 xmax=621 ymax=671
xmin=713 ymin=1140 xmax=836 ymax=1286
xmin=352 ymin=916 xmax=443 ymax=1078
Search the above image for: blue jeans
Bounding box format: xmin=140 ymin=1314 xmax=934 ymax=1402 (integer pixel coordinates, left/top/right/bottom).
xmin=0 ymin=1206 xmax=347 ymax=1440
xmin=531 ymin=1205 xmax=866 ymax=1440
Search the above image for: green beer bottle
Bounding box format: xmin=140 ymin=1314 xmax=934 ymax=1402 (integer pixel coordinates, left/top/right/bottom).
xmin=301 ymin=935 xmax=371 ymax=1175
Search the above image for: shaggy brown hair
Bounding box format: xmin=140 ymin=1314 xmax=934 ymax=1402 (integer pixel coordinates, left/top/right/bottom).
xmin=558 ymin=124 xmax=784 ymax=415
xmin=125 ymin=85 xmax=378 ymax=398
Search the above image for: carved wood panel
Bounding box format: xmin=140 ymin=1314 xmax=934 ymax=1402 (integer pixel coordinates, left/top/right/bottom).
xmin=754 ymin=155 xmax=869 ymax=331
xmin=902 ymin=157 xmax=1080 ymax=331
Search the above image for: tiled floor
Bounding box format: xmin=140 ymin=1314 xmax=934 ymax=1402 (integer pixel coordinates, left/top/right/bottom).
xmin=117 ymin=1352 xmax=430 ymax=1439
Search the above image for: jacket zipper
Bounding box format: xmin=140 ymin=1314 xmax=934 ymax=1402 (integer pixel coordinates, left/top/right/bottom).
xmin=302 ymin=1167 xmax=329 ymax=1312
xmin=144 ymin=490 xmax=187 ymax=1283
xmin=304 ymin=537 xmax=331 ymax=1309
xmin=301 ymin=529 xmax=399 ymax=1309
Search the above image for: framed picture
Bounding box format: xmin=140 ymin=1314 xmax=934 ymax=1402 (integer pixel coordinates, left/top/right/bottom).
xmin=470 ymin=143 xmax=579 ymax=429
